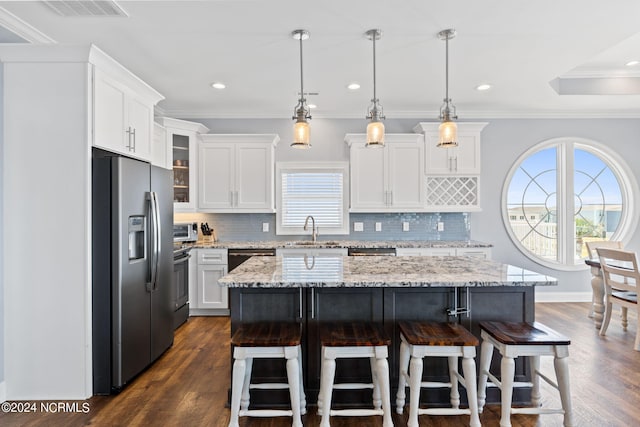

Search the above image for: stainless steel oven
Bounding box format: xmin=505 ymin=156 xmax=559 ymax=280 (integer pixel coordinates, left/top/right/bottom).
xmin=173 ymin=246 xmax=191 ymax=329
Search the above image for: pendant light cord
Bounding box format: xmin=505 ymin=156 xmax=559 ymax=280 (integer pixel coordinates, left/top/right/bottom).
xmin=299 ymin=35 xmax=304 ymax=105
xmin=372 ymin=33 xmax=377 ymax=102
xmin=445 ymin=35 xmax=449 ymax=103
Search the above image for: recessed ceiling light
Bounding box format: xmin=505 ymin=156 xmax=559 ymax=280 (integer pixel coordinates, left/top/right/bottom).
xmin=625 ymin=60 xmax=639 ymax=67
xmin=211 ymin=82 xmax=226 ymax=89
xmin=308 ymin=104 xmax=317 ymax=109
xmin=475 ymin=84 xmax=492 ymax=91
xmin=347 ymin=83 xmax=361 ymax=90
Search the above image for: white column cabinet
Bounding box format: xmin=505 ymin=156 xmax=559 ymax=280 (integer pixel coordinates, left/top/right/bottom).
xmin=345 ymin=133 xmax=424 ymax=212
xmin=415 ymin=122 xmax=487 ymax=175
xmin=160 ymin=118 xmax=210 ymax=212
xmin=192 ymin=249 xmax=229 ymax=314
xmin=151 ymin=122 xmax=171 ymax=169
xmin=198 ymin=134 xmax=279 ymax=212
xmin=93 ymin=67 xmax=163 ymax=162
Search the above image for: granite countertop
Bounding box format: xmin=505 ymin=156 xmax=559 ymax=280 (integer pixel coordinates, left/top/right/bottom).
xmin=191 ymin=239 xmax=493 ymax=250
xmin=218 ymin=255 xmax=557 ymax=288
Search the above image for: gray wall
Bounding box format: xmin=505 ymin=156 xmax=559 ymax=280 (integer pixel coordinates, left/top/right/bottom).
xmin=189 ymin=117 xmax=640 ymax=296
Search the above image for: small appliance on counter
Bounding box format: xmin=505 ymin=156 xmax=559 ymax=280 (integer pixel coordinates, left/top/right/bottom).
xmin=173 ymin=221 xmax=198 ymax=243
xmin=172 ymin=222 xmax=198 ymax=330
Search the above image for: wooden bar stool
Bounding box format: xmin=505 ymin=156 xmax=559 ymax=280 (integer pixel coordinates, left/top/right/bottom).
xmin=228 ymin=322 xmax=305 ymax=427
xmin=395 ymin=322 xmax=481 ymax=427
xmin=318 ymin=322 xmax=393 ymax=427
xmin=477 ymin=321 xmax=573 ymax=427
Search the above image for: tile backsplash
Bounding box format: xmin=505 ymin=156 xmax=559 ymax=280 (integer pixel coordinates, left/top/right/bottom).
xmin=174 ymin=212 xmax=470 ymax=242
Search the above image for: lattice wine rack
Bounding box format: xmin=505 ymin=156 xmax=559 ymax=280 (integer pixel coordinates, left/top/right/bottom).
xmin=426 ymin=176 xmax=479 ymax=207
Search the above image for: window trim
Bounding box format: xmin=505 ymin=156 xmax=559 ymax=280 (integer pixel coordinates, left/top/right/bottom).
xmin=501 ymin=137 xmax=639 ymax=271
xmin=276 ymin=162 xmax=350 ymax=236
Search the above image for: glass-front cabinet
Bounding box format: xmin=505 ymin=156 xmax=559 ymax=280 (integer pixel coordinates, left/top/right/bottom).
xmin=159 ymin=117 xmax=209 ymax=211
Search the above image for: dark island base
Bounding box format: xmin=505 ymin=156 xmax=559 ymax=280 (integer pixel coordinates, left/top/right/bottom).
xmin=229 ymin=286 xmax=535 ymax=408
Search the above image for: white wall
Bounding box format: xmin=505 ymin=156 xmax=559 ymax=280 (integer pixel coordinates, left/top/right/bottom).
xmin=3 ymin=61 xmax=91 ymax=399
xmin=0 ymin=61 xmax=4 ymax=401
xmin=195 ymin=117 xmax=640 ymax=299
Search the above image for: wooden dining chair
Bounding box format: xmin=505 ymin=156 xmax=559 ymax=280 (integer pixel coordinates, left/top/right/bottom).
xmin=585 ymin=240 xmax=623 ymax=318
xmin=596 ymin=248 xmax=640 ymax=351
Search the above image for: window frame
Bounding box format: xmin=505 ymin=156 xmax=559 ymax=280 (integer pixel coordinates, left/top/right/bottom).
xmin=501 ymin=137 xmax=639 ymax=271
xmin=276 ymin=161 xmax=350 ymax=236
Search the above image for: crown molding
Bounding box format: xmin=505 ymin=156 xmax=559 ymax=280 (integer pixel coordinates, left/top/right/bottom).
xmin=0 ymin=7 xmax=56 ymax=44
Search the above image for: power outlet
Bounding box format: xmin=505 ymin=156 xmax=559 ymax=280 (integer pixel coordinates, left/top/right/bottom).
xmin=402 ymin=222 xmax=410 ymax=232
xmin=375 ymin=222 xmax=382 ymax=232
xmin=354 ymin=222 xmax=364 ymax=232
xmin=262 ymin=222 xmax=269 ymax=232
xmin=437 ymin=222 xmax=444 ymax=232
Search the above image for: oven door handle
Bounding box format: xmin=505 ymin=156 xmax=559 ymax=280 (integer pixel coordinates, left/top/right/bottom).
xmin=228 ymin=252 xmax=276 ymax=257
xmin=174 ymin=253 xmax=191 ymax=264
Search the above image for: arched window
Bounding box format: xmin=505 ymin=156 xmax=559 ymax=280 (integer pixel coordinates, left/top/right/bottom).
xmin=502 ymin=138 xmax=638 ymax=270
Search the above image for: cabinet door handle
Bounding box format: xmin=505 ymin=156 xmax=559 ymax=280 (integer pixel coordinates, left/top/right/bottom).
xmin=299 ymin=288 xmax=303 ymax=320
xmin=454 ymin=157 xmax=458 ymax=172
xmin=235 ymin=191 xmax=239 ymax=207
xmin=390 ymin=191 xmax=393 ymax=205
xmin=126 ymin=127 xmax=133 ymax=151
xmin=229 ymin=190 xmax=233 ymax=205
xmin=311 ymin=288 xmax=315 ymax=319
xmin=131 ymin=128 xmax=136 ymax=152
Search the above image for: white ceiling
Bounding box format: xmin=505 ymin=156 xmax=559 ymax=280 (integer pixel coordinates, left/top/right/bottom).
xmin=1 ymin=0 xmax=640 ymax=119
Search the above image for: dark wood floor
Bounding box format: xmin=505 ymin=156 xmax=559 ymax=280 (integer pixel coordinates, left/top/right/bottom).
xmin=2 ymin=302 xmax=639 ymax=426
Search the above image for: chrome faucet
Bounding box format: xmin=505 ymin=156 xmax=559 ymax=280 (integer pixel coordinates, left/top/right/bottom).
xmin=303 ymin=215 xmax=318 ymax=243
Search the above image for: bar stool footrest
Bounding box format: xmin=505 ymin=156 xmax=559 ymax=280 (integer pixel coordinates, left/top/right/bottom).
xmin=249 ymin=383 xmax=290 ymax=390
xmin=332 ymin=382 xmax=374 ymax=390
xmin=511 ymin=407 xmax=565 ymax=415
xmin=418 ymin=407 xmax=472 ymax=416
xmin=239 ymin=409 xmax=294 ymax=417
xmin=330 ymin=408 xmax=384 ymax=417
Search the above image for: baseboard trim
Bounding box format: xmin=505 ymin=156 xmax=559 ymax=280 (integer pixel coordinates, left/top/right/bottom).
xmin=535 ymin=291 xmax=592 ymax=303
xmin=0 ymin=380 xmax=6 ymax=403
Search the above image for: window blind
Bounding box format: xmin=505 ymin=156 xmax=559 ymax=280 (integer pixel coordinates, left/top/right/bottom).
xmin=281 ymin=172 xmax=344 ymax=228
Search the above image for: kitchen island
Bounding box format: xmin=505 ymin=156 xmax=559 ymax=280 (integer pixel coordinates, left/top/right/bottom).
xmin=219 ymin=255 xmax=557 ymax=409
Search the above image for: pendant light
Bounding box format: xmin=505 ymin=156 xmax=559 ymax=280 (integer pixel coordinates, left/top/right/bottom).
xmin=291 ymin=29 xmax=311 ymax=148
xmin=365 ymin=29 xmax=385 ymax=147
xmin=437 ymin=28 xmax=458 ymax=148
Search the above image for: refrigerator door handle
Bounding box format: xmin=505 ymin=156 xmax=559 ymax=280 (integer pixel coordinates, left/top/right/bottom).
xmin=152 ymin=191 xmax=161 ymax=291
xmin=146 ymin=192 xmax=159 ymax=291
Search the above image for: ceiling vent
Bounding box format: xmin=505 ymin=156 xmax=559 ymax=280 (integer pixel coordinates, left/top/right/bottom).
xmin=42 ymin=1 xmax=128 ymax=17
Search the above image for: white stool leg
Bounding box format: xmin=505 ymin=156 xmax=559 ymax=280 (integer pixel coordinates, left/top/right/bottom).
xmin=407 ymin=356 xmax=423 ymax=427
xmin=621 ymin=307 xmax=628 ymax=330
xmin=297 ymin=345 xmax=306 ymax=415
xmin=461 ymin=353 xmax=481 ymax=427
xmin=240 ymin=357 xmax=253 ymax=411
xmin=370 ymin=357 xmax=382 ymax=410
xmin=476 ymin=340 xmax=493 ymax=412
xmin=375 ymin=351 xmax=394 ymax=427
xmin=319 ymin=349 xmax=336 ymax=427
xmin=228 ymin=357 xmax=246 ymax=427
xmin=499 ymin=355 xmax=515 ymax=427
xmin=529 ymin=355 xmax=541 ymax=407
xmin=286 ymin=353 xmax=303 ymax=427
xmin=448 ymin=355 xmax=460 ymax=409
xmin=396 ymin=339 xmax=410 ymax=414
xmin=554 ymin=352 xmax=574 ymax=427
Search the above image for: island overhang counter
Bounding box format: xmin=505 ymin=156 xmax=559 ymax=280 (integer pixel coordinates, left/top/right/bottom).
xmin=219 ymin=255 xmax=557 ymax=409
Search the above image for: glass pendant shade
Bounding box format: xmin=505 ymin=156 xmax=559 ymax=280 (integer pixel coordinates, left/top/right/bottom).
xmin=292 ymin=119 xmax=310 ymax=148
xmin=366 ymin=120 xmax=385 ymax=147
xmin=438 ymin=119 xmax=458 ymax=147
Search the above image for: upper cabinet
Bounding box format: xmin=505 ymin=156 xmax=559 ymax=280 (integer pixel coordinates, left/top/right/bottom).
xmin=151 ymin=122 xmax=171 ymax=169
xmin=93 ymin=54 xmax=164 ymax=162
xmin=345 ymin=134 xmax=424 ymax=212
xmin=160 ymin=118 xmax=210 ymax=212
xmin=199 ymin=134 xmax=279 ymax=212
xmin=414 ymin=122 xmax=487 ymax=175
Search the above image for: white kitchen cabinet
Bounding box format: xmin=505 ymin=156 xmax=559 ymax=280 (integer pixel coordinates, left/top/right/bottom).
xmin=151 ymin=122 xmax=171 ymax=169
xmin=93 ymin=67 xmax=163 ymax=162
xmin=192 ymin=248 xmax=229 ymax=314
xmin=345 ymin=133 xmax=424 ymax=212
xmin=160 ymin=118 xmax=210 ymax=212
xmin=414 ymin=122 xmax=487 ymax=175
xmin=199 ymin=134 xmax=279 ymax=212
xmin=396 ymin=247 xmax=491 ymax=258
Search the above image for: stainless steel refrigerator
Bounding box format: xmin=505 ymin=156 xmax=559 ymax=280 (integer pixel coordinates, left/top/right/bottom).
xmin=92 ymin=149 xmax=174 ymax=394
